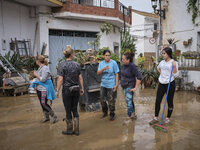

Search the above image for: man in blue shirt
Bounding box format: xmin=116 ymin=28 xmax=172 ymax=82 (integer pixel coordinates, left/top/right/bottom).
xmin=97 ymin=50 xmax=119 ymax=121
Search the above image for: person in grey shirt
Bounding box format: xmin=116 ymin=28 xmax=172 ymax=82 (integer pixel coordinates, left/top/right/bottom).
xmin=34 ymin=55 xmax=57 ymax=123
xmin=56 ymin=46 xmax=84 ymax=136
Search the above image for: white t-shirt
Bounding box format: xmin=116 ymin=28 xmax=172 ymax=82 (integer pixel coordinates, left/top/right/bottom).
xmin=157 ymin=59 xmax=179 ymax=84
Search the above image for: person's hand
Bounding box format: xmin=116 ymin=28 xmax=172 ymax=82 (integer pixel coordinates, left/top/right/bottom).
xmin=113 ymin=85 xmax=118 ymax=92
xmin=80 ymin=89 xmax=84 ymax=95
xmin=104 ymin=66 xmax=110 ymax=71
xmin=55 ymin=91 xmax=59 ymax=98
xmin=33 ymin=71 xmax=38 ymax=77
xmin=130 ymin=88 xmax=137 ymax=92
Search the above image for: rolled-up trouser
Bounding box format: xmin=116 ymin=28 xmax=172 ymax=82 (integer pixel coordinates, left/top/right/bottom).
xmin=62 ymin=88 xmax=80 ymax=120
xmin=123 ymin=87 xmax=135 ymax=117
xmin=100 ymin=86 xmax=117 ymax=114
xmin=37 ymin=90 xmax=52 ymax=113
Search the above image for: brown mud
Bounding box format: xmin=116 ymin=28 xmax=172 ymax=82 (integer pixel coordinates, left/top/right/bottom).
xmin=0 ymin=87 xmax=200 ymax=150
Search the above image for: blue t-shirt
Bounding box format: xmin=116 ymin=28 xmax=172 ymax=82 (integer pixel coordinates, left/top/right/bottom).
xmin=98 ymin=59 xmax=119 ymax=88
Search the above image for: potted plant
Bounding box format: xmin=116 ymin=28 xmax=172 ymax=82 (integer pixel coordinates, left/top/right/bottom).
xmin=175 ymin=49 xmax=181 ymax=56
xmin=183 ymin=41 xmax=188 ymax=46
xmin=139 ymin=68 xmax=159 ymax=88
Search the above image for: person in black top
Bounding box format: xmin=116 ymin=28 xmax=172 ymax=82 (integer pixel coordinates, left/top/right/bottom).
xmin=121 ymin=52 xmax=142 ymax=120
xmin=56 ymin=46 xmax=84 ymax=136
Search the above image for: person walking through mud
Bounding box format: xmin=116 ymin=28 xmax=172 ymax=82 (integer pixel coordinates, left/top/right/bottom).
xmin=97 ymin=50 xmax=119 ymax=121
xmin=149 ymin=47 xmax=178 ymax=125
xmin=121 ymin=52 xmax=142 ymax=120
xmin=33 ymin=55 xmax=57 ymax=123
xmin=56 ymin=46 xmax=84 ymax=136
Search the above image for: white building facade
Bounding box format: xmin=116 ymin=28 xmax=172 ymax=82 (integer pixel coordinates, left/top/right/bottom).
xmin=130 ymin=9 xmax=159 ymax=68
xmin=162 ymin=0 xmax=200 ymax=87
xmin=0 ymin=0 xmax=132 ymax=75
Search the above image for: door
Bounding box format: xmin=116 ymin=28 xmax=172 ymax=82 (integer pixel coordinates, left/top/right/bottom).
xmin=49 ymin=30 xmax=97 ymax=75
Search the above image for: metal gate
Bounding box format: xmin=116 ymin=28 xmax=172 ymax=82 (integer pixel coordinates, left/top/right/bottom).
xmin=49 ymin=30 xmax=97 ymax=75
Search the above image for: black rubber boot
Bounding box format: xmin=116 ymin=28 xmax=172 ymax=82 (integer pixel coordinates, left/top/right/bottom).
xmin=110 ymin=112 xmax=115 ymax=121
xmin=62 ymin=119 xmax=73 ymax=135
xmin=49 ymin=110 xmax=57 ymax=123
xmin=101 ymin=111 xmax=108 ymax=118
xmin=41 ymin=111 xmax=50 ymax=123
xmin=73 ymin=117 xmax=79 ymax=136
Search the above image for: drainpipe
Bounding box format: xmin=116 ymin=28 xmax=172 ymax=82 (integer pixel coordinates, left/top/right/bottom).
xmin=123 ymin=5 xmax=126 ymax=35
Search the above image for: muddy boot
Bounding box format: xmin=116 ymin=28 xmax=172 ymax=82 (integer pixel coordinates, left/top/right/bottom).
xmin=110 ymin=112 xmax=115 ymax=121
xmin=41 ymin=111 xmax=50 ymax=123
xmin=73 ymin=117 xmax=79 ymax=136
xmin=62 ymin=119 xmax=73 ymax=135
xmin=49 ymin=110 xmax=57 ymax=123
xmin=101 ymin=111 xmax=108 ymax=118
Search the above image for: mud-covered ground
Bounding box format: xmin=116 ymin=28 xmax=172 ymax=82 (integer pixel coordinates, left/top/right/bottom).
xmin=0 ymin=87 xmax=200 ymax=150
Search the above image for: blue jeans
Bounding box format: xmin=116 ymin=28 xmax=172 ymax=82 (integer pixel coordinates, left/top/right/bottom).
xmin=123 ymin=88 xmax=135 ymax=117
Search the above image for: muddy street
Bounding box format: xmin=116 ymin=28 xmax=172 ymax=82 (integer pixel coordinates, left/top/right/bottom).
xmin=0 ymin=87 xmax=200 ymax=150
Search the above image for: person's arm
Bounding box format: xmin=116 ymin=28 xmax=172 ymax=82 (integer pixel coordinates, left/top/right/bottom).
xmin=33 ymin=67 xmax=49 ymax=82
xmin=113 ymin=73 xmax=119 ymax=92
xmin=172 ymin=60 xmax=177 ymax=74
xmin=79 ymin=74 xmax=84 ymax=95
xmin=97 ymin=66 xmax=110 ymax=75
xmin=55 ymin=75 xmax=63 ymax=97
xmin=130 ymin=64 xmax=142 ymax=92
xmin=130 ymin=79 xmax=141 ymax=92
xmin=157 ymin=68 xmax=161 ymax=74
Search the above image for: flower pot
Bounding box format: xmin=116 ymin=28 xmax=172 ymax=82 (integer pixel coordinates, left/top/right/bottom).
xmin=183 ymin=41 xmax=188 ymax=46
xmin=175 ymin=51 xmax=180 ymax=56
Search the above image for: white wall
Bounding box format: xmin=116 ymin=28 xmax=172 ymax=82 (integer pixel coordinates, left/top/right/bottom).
xmin=130 ymin=12 xmax=145 ymax=58
xmin=130 ymin=11 xmax=158 ymax=59
xmin=144 ymin=17 xmax=158 ymax=53
xmin=162 ymin=0 xmax=200 ymax=87
xmin=0 ymin=0 xmax=37 ymax=56
xmin=187 ymin=71 xmax=200 ymax=87
xmin=38 ymin=15 xmax=121 ymax=55
xmin=162 ymin=0 xmax=199 ymax=52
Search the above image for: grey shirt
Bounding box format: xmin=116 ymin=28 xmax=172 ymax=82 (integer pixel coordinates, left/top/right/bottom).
xmin=36 ymin=65 xmax=51 ymax=91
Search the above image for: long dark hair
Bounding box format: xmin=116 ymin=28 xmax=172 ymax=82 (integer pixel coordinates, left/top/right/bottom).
xmin=123 ymin=52 xmax=135 ymax=63
xmin=163 ymin=47 xmax=172 ymax=59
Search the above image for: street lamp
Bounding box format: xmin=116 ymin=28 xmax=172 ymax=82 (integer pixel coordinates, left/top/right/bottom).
xmin=151 ymin=0 xmax=166 ymax=63
xmin=151 ymin=0 xmax=165 ymax=19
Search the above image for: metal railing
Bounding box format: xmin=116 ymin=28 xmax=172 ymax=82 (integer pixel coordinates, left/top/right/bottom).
xmin=72 ymin=0 xmax=115 ymax=9
xmin=118 ymin=1 xmax=130 ymax=16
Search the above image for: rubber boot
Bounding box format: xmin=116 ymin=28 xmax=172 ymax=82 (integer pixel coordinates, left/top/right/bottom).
xmin=62 ymin=119 xmax=73 ymax=135
xmin=49 ymin=110 xmax=57 ymax=123
xmin=101 ymin=111 xmax=108 ymax=118
xmin=41 ymin=111 xmax=50 ymax=123
xmin=73 ymin=117 xmax=79 ymax=136
xmin=110 ymin=112 xmax=115 ymax=121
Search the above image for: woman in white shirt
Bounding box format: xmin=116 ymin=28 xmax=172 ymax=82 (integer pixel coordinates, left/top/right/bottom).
xmin=150 ymin=47 xmax=178 ymax=124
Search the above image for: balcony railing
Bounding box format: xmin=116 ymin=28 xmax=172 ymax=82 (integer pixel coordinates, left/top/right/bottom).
xmin=118 ymin=1 xmax=129 ymax=16
xmin=178 ymin=56 xmax=200 ymax=69
xmin=72 ymin=0 xmax=115 ymax=9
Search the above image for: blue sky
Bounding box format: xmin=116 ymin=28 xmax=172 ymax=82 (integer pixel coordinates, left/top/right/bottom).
xmin=120 ymin=0 xmax=153 ymax=13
